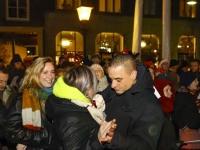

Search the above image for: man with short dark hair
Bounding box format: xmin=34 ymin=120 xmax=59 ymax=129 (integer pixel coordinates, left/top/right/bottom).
xmin=0 ymin=66 xmax=16 ymax=150
xmin=190 ymin=59 xmax=200 ymax=86
xmin=0 ymin=67 xmax=17 ymax=108
xmin=102 ymin=54 xmax=164 ymax=150
xmin=57 ymin=56 xmax=66 ymax=69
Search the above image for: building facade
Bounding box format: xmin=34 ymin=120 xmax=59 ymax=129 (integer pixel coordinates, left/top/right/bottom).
xmin=0 ymin=0 xmax=200 ymax=64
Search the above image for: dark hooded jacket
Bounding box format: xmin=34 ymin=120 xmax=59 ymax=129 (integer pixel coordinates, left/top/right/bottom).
xmin=101 ymin=62 xmax=164 ymax=150
xmin=45 ymin=77 xmax=104 ymax=150
xmin=3 ymin=92 xmax=61 ymax=150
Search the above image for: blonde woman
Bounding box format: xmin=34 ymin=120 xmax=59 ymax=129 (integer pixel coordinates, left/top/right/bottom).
xmin=4 ymin=57 xmax=60 ymax=150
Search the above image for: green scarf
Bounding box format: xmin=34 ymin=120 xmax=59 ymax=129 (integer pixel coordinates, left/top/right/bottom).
xmin=53 ymin=76 xmax=90 ymax=103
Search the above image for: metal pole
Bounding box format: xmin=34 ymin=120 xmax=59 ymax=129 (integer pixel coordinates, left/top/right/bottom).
xmin=162 ymin=0 xmax=171 ymax=62
xmin=132 ymin=0 xmax=143 ymax=59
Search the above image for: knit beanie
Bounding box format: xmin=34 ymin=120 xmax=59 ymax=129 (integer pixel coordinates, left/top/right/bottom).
xmin=121 ymin=50 xmax=129 ymax=54
xmin=180 ymin=60 xmax=188 ymax=68
xmin=11 ymin=54 xmax=22 ymax=64
xmin=180 ymin=72 xmax=197 ymax=87
xmin=159 ymin=59 xmax=168 ymax=68
xmin=90 ymin=64 xmax=104 ymax=76
xmin=170 ymin=59 xmax=179 ymax=67
xmin=145 ymin=61 xmax=153 ymax=67
xmin=154 ymin=68 xmax=165 ymax=74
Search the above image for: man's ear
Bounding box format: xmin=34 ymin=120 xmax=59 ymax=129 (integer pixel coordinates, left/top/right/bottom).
xmin=131 ymin=70 xmax=137 ymax=80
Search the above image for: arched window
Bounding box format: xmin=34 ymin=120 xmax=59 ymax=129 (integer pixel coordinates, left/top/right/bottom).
xmin=141 ymin=34 xmax=160 ymax=63
xmin=178 ymin=35 xmax=196 ymax=62
xmin=55 ymin=31 xmax=83 ymax=65
xmin=95 ymin=32 xmax=123 ymax=61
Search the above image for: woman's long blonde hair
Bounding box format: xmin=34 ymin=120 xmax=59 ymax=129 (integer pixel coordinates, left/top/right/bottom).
xmin=20 ymin=57 xmax=54 ymax=117
xmin=20 ymin=57 xmax=54 ymax=93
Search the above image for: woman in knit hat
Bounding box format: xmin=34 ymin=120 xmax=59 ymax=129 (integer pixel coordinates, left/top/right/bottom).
xmin=90 ymin=64 xmax=109 ymax=92
xmin=173 ymin=72 xmax=200 ymax=149
xmin=45 ymin=66 xmax=116 ymax=150
xmin=154 ymin=77 xmax=176 ymax=150
xmin=4 ymin=57 xmax=60 ymax=150
xmin=6 ymin=54 xmax=26 ymax=91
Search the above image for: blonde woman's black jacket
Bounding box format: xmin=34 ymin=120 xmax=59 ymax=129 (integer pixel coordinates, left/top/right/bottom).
xmin=45 ymin=95 xmax=105 ymax=150
xmin=3 ymin=93 xmax=61 ymax=150
xmin=101 ymin=63 xmax=164 ymax=150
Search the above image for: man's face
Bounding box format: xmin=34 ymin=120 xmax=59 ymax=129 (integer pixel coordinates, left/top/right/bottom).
xmin=0 ymin=72 xmax=9 ymax=91
xmin=161 ymin=62 xmax=169 ymax=71
xmin=59 ymin=59 xmax=66 ymax=65
xmin=108 ymin=66 xmax=137 ymax=94
xmin=191 ymin=61 xmax=199 ymax=73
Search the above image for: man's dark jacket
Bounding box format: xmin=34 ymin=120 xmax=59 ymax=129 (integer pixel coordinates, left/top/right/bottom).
xmin=102 ymin=62 xmax=164 ymax=150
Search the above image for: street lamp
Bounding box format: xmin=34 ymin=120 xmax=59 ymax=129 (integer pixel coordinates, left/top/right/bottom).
xmin=187 ymin=0 xmax=197 ymax=5
xmin=77 ymin=6 xmax=93 ymax=59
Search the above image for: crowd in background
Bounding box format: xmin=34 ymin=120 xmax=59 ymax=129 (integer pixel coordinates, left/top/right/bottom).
xmin=0 ymin=52 xmax=200 ymax=150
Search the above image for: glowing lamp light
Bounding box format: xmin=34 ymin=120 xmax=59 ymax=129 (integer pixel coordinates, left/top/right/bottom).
xmin=187 ymin=1 xmax=197 ymax=5
xmin=62 ymin=40 xmax=70 ymax=46
xmin=177 ymin=45 xmax=182 ymax=48
xmin=141 ymin=41 xmax=146 ymax=47
xmin=77 ymin=6 xmax=93 ymax=21
xmin=27 ymin=50 xmax=30 ymax=53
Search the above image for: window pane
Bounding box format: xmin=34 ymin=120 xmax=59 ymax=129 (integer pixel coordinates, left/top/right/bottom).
xmin=57 ymin=0 xmax=64 ymax=9
xmin=99 ymin=0 xmax=105 ymax=12
xmin=143 ymin=0 xmax=150 ymax=15
xmin=74 ymin=0 xmax=81 ymax=9
xmin=179 ymin=0 xmax=184 ymax=17
xmin=9 ymin=8 xmax=17 ymax=17
xmin=107 ymin=0 xmax=113 ymax=12
xmin=191 ymin=4 xmax=196 ymax=18
xmin=8 ymin=0 xmax=17 ymax=7
xmin=18 ymin=0 xmax=27 ymax=7
xmin=114 ymin=0 xmax=121 ymax=13
xmin=185 ymin=3 xmax=191 ymax=17
xmin=150 ymin=0 xmax=156 ymax=15
xmin=18 ymin=8 xmax=27 ymax=18
xmin=66 ymin=0 xmax=72 ymax=10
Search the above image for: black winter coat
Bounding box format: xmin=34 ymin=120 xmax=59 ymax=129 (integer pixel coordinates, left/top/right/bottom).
xmin=101 ymin=63 xmax=164 ymax=150
xmin=0 ymin=100 xmax=7 ymax=146
xmin=172 ymin=88 xmax=200 ymax=130
xmin=45 ymin=95 xmax=105 ymax=150
xmin=3 ymin=93 xmax=61 ymax=150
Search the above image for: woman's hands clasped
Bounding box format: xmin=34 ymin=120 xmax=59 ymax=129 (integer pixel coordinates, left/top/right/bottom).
xmin=98 ymin=119 xmax=117 ymax=143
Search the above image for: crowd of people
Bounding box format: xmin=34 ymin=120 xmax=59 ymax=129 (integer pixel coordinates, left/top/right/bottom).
xmin=0 ymin=52 xmax=200 ymax=150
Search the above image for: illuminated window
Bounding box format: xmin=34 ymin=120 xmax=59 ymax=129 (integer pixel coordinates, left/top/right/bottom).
xmin=141 ymin=34 xmax=160 ymax=62
xmin=95 ymin=32 xmax=123 ymax=53
xmin=178 ymin=35 xmax=196 ymax=61
xmin=6 ymin=0 xmax=30 ymax=21
xmin=99 ymin=0 xmax=121 ymax=13
xmin=57 ymin=0 xmax=81 ymax=10
xmin=180 ymin=0 xmax=197 ymax=18
xmin=143 ymin=0 xmax=156 ymax=15
xmin=55 ymin=31 xmax=83 ymax=65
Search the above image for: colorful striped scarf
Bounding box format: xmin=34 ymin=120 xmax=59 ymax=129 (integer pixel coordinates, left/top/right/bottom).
xmin=22 ymin=89 xmax=52 ymax=131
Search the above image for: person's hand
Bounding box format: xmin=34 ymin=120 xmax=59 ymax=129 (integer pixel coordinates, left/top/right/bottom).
xmin=183 ymin=127 xmax=193 ymax=137
xmin=17 ymin=144 xmax=27 ymax=150
xmin=101 ymin=119 xmax=117 ymax=143
xmin=98 ymin=120 xmax=112 ymax=142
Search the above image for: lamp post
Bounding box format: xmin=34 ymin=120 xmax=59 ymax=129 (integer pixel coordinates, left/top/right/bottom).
xmin=77 ymin=6 xmax=93 ymax=59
